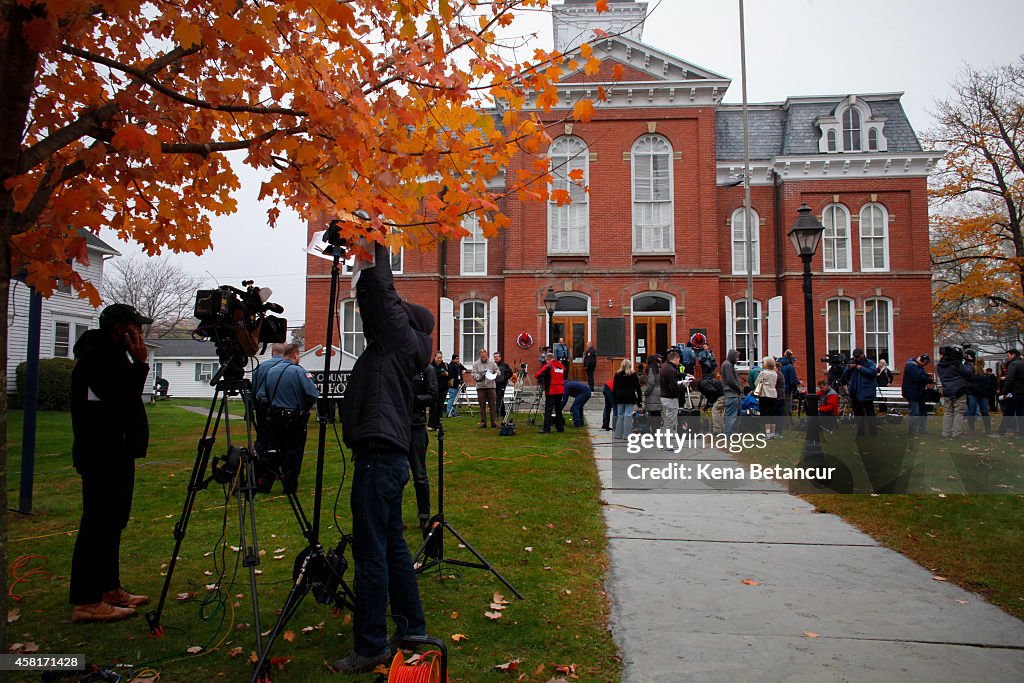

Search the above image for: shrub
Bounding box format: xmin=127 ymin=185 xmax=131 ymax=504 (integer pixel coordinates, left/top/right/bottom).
xmin=15 ymin=358 xmax=76 ymax=411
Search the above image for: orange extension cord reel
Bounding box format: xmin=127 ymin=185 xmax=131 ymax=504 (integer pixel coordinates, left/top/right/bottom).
xmin=388 ymin=635 xmax=448 ymax=683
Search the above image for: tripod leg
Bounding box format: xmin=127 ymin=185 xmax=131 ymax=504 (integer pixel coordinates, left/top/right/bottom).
xmin=441 ymin=522 xmax=524 ymax=600
xmin=236 ymin=454 xmax=265 ymax=665
xmin=250 ymin=563 xmax=312 ymax=683
xmin=147 ymin=395 xmax=224 ymax=633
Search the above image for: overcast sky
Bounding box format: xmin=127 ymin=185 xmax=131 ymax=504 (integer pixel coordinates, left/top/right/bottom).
xmin=99 ymin=0 xmax=1024 ymax=328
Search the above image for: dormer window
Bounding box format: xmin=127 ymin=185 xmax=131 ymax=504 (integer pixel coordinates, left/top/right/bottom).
xmin=842 ymin=108 xmax=861 ymax=151
xmin=817 ymin=96 xmax=888 ymax=154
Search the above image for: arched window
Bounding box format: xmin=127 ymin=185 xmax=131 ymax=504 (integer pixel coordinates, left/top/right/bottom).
xmin=827 ymin=129 xmax=837 ymax=152
xmin=460 ymin=213 xmax=487 ymax=275
xmin=548 ymin=136 xmax=589 ymax=254
xmin=868 ymin=128 xmax=878 ymax=151
xmin=860 ymin=203 xmax=889 ymax=271
xmin=460 ymin=300 xmax=487 ymax=359
xmin=842 ymin=107 xmax=862 ymax=151
xmin=731 ymin=207 xmax=760 ymax=275
xmin=554 ymin=294 xmax=590 ymax=362
xmin=555 ymin=294 xmax=589 ymax=312
xmin=631 ymin=134 xmax=673 ymax=252
xmin=826 ymin=298 xmax=855 ymax=356
xmin=864 ymin=298 xmax=893 ymax=363
xmin=632 ymin=294 xmax=672 ymax=313
xmin=341 ymin=299 xmax=365 ymax=358
xmin=822 ymin=204 xmax=851 ymax=272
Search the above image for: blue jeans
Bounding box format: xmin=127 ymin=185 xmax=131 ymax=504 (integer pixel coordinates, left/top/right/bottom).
xmin=724 ymin=396 xmax=740 ymax=435
xmin=445 ymin=387 xmax=458 ymax=416
xmin=613 ymin=403 xmax=632 ymax=439
xmin=908 ymin=400 xmax=928 ymax=434
xmin=602 ymin=385 xmax=615 ymax=429
xmin=966 ymin=395 xmax=989 ymax=417
xmin=350 ymin=449 xmax=425 ymax=656
xmin=562 ymin=392 xmax=591 ymax=427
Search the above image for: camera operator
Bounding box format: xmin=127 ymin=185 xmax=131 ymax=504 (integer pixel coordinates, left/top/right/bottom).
xmin=901 ymin=354 xmax=933 ymax=435
xmin=841 ymin=349 xmax=878 ymax=437
xmin=493 ymin=352 xmax=514 ymax=419
xmin=446 ymin=353 xmax=466 ymax=417
xmin=410 ymin=362 xmax=437 ymax=535
xmin=259 ymin=343 xmax=318 ymax=493
xmin=535 ymin=352 xmax=566 ymax=433
xmin=69 ymin=304 xmax=154 ymax=623
xmin=335 ymin=241 xmax=431 ymax=674
xmin=936 ymin=346 xmax=972 ymax=438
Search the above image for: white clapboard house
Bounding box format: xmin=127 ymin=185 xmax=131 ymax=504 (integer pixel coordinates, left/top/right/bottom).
xmin=6 ymin=230 xmax=120 ymax=393
xmin=148 ymin=337 xmax=282 ymax=399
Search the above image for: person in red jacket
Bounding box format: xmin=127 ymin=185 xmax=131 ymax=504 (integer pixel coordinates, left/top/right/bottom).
xmin=817 ymin=380 xmax=840 ymax=416
xmin=535 ymin=352 xmax=566 ymax=433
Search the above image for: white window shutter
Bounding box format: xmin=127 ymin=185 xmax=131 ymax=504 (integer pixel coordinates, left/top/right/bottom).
xmin=440 ymin=297 xmax=455 ymax=359
xmin=488 ymin=296 xmax=499 ymax=353
xmin=724 ymin=296 xmax=734 ymax=353
xmin=768 ymin=296 xmax=783 ymax=358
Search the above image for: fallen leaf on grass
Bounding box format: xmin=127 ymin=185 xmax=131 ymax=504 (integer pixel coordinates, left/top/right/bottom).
xmin=956 ymin=600 xmax=969 ymax=605
xmin=176 ymin=592 xmax=195 ymax=601
xmin=554 ymin=663 xmax=577 ymax=675
xmin=7 ymin=609 xmax=20 ymax=623
xmin=534 ymin=663 xmax=545 ymax=675
xmin=451 ymin=634 xmax=468 ymax=642
xmin=484 ymin=611 xmax=504 ymax=620
xmin=205 ymin=584 xmax=218 ymax=591
xmin=495 ymin=659 xmax=521 ymax=672
xmin=803 ymin=631 xmax=819 ymax=638
xmin=372 ymin=664 xmax=389 ymax=675
xmin=270 ymin=656 xmax=290 ymax=670
xmin=450 ymin=611 xmax=459 ymax=620
xmin=493 ymin=592 xmax=510 ymax=605
xmin=228 ymin=647 xmax=244 ymax=658
xmin=489 ymin=603 xmax=508 ymax=611
xmin=342 ymin=613 xmax=352 ymax=626
xmin=203 ymin=570 xmax=213 ymax=576
xmin=8 ymin=642 xmax=39 ymax=654
xmin=741 ymin=579 xmax=760 ymax=586
xmin=524 ymin=547 xmax=534 ymax=552
xmin=236 ymin=623 xmax=251 ymax=631
xmin=932 ymin=576 xmax=948 ymax=582
xmin=273 ymin=555 xmax=285 ymax=561
xmin=283 ymin=630 xmax=296 ymax=643
xmin=186 ymin=645 xmax=202 ymax=654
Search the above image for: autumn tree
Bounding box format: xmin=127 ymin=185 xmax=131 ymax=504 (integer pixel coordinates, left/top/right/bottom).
xmin=102 ymin=254 xmax=205 ymax=337
xmin=0 ymin=0 xmax=611 ymax=652
xmin=929 ymin=56 xmax=1024 ymax=345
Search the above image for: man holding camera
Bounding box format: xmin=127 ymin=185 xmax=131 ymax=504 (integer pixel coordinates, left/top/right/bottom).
xmin=336 ymin=241 xmax=430 ymax=674
xmin=937 ymin=346 xmax=972 ymax=438
xmin=842 ymin=349 xmax=878 ymax=437
xmin=902 ymin=354 xmax=933 ymax=435
xmin=535 ymin=352 xmax=566 ymax=433
xmin=69 ymin=304 xmax=153 ymax=623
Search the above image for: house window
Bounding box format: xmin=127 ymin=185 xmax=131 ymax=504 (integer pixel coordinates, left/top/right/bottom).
xmin=75 ymin=324 xmax=88 ymax=343
xmin=548 ymin=136 xmax=589 ymax=254
xmin=196 ymin=362 xmax=216 ymax=382
xmin=460 ymin=300 xmax=487 ymax=359
xmin=631 ymin=134 xmax=673 ymax=252
xmin=826 ymin=298 xmax=855 ymax=356
xmin=864 ymin=298 xmax=892 ymax=363
xmin=54 ymin=322 xmax=71 ymax=357
xmin=868 ymin=128 xmax=878 ymax=151
xmin=730 ymin=208 xmax=760 ymax=275
xmin=860 ymin=203 xmax=889 ymax=271
xmin=390 ymin=248 xmax=403 ymax=274
xmin=842 ymin=107 xmax=862 ymax=151
xmin=341 ymin=299 xmax=365 ymax=358
xmin=56 ymin=280 xmax=72 ymax=294
xmin=733 ymin=298 xmax=761 ymax=366
xmin=460 ymin=214 xmax=487 ymax=276
xmin=827 ymin=130 xmax=837 ymax=153
xmin=822 ymin=204 xmax=851 ymax=271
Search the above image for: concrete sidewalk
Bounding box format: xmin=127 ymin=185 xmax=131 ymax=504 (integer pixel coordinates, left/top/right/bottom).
xmin=587 ymin=416 xmax=1024 ymax=682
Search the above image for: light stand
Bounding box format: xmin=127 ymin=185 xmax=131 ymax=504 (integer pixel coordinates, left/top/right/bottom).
xmin=413 ymin=419 xmax=524 ymax=599
xmin=788 ymin=203 xmax=826 ymax=464
xmin=249 ymin=220 xmax=357 ymax=682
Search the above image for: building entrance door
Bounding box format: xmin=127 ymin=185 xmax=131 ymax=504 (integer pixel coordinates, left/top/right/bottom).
xmin=552 ymin=317 xmax=587 ymax=380
xmin=633 ymin=316 xmax=669 ymax=368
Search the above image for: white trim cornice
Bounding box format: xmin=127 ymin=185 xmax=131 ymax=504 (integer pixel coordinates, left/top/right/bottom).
xmin=771 ymin=152 xmax=942 ymax=180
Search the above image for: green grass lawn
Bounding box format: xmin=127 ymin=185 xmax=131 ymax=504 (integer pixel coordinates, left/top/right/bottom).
xmin=5 ymin=401 xmax=621 ymax=682
xmin=733 ymin=416 xmax=1024 ymax=620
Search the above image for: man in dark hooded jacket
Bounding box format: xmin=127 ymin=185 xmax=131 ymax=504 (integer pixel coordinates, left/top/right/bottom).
xmin=69 ymin=304 xmax=153 ymax=623
xmin=335 ymin=242 xmax=430 ymax=673
xmin=721 ymin=349 xmax=743 ymax=435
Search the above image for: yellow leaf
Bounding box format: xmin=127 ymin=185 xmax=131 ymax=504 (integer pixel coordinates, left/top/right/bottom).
xmin=803 ymin=631 xmax=819 ymax=638
xmin=451 ymin=633 xmax=468 ymax=642
xmin=283 ymin=630 xmax=296 ymax=642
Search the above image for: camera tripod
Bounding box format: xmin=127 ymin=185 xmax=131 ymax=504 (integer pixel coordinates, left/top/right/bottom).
xmin=412 ymin=420 xmax=523 ymax=599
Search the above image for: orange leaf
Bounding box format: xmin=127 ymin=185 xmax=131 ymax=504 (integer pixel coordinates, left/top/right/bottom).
xmin=803 ymin=631 xmax=819 ymax=638
xmin=283 ymin=630 xmax=296 ymax=642
xmin=595 ymin=0 xmax=610 ymax=12
xmin=612 ymin=63 xmax=625 ymax=81
xmin=110 ymin=125 xmax=152 ymax=153
xmin=741 ymin=578 xmax=760 ymax=586
xmin=584 ymin=57 xmax=601 ymax=76
xmin=174 ymin=22 xmax=203 ymax=48
xmin=573 ymin=99 xmax=595 ymax=123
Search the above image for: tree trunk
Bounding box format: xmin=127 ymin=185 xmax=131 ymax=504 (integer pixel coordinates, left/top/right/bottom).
xmin=0 ymin=229 xmax=9 ymax=672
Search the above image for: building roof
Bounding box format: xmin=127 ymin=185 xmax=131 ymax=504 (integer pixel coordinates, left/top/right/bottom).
xmin=148 ymin=337 xmax=219 ymax=359
xmin=81 ymin=229 xmax=120 ymax=256
xmin=716 ymin=94 xmax=923 ymax=160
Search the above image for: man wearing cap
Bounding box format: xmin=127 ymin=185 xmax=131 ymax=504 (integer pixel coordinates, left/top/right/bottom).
xmin=902 ymin=354 xmax=933 ymax=435
xmin=471 ymin=348 xmax=499 ymax=428
xmin=69 ymin=304 xmax=154 ymax=622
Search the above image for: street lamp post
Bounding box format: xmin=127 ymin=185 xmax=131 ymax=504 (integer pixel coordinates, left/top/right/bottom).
xmin=788 ymin=203 xmax=826 ymax=463
xmin=543 ymin=287 xmax=558 ymax=355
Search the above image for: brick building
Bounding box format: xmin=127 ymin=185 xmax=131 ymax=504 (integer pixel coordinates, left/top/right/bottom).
xmin=305 ymin=0 xmax=939 ymax=387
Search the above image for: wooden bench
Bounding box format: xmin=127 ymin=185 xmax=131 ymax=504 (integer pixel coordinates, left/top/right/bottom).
xmin=875 ymin=386 xmax=938 ymax=412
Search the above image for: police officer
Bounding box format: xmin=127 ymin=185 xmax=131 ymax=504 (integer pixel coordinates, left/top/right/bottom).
xmin=259 ymin=343 xmax=318 ymax=493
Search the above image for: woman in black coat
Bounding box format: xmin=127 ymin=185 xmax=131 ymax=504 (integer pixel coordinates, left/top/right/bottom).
xmin=612 ymin=359 xmax=643 ymax=440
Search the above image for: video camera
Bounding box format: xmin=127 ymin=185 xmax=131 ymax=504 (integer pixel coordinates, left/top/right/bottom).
xmin=821 ymin=350 xmax=849 ymax=368
xmin=822 ymin=351 xmax=850 ymax=390
xmin=194 ymin=281 xmax=287 ymax=380
xmin=939 ymin=345 xmax=964 ymax=363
